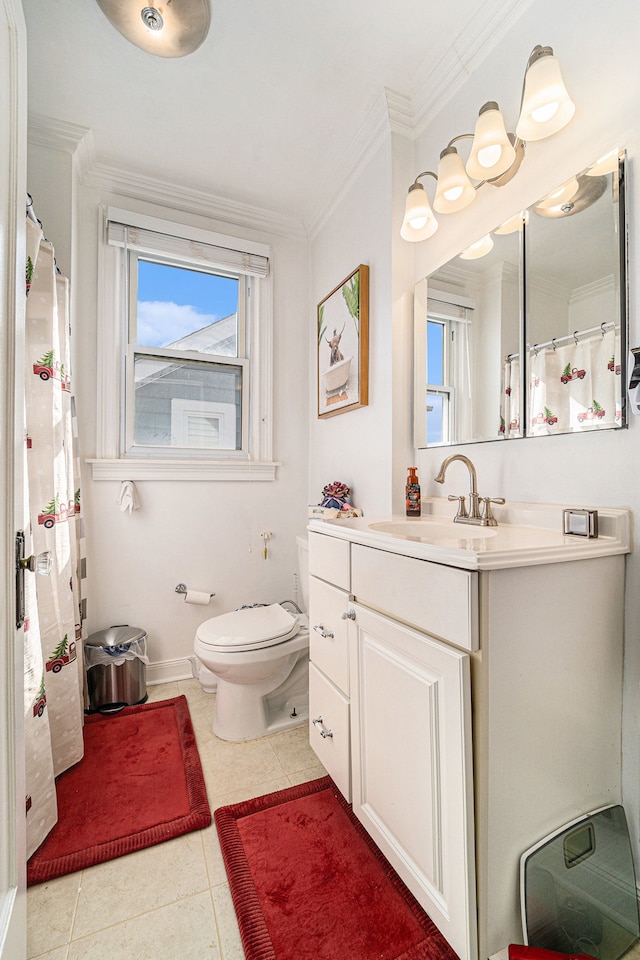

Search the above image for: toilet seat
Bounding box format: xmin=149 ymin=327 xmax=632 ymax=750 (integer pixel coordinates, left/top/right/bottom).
xmin=195 ymin=603 xmax=300 ymax=652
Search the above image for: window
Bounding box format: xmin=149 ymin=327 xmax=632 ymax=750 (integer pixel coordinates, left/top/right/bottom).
xmin=91 ymin=208 xmax=275 ymax=480
xmin=426 ymin=317 xmax=452 ymax=445
xmin=425 ymin=297 xmax=473 ymax=446
xmin=128 ymin=257 xmax=246 ymax=456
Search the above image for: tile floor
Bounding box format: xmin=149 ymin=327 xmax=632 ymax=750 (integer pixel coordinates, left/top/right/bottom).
xmin=26 ymin=678 xmax=326 ymax=960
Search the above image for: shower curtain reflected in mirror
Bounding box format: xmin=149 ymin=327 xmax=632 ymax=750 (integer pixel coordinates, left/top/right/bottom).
xmin=529 ymin=326 xmax=621 ymax=435
xmin=23 ymin=215 xmax=87 ymax=859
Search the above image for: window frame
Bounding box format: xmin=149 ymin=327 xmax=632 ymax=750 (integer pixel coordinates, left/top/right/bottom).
xmin=90 ymin=206 xmax=276 ymax=481
xmin=426 ymin=316 xmax=454 ymax=446
xmin=125 ymin=250 xmax=249 ymax=460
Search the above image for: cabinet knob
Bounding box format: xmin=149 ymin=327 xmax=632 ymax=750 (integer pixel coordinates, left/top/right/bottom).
xmin=313 ymin=624 xmax=334 ymax=639
xmin=341 ymin=609 xmax=356 ymax=621
xmin=312 ymin=716 xmax=334 ymax=739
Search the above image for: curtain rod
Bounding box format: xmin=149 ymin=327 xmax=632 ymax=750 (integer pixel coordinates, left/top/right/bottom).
xmin=507 ymin=321 xmax=619 ymax=361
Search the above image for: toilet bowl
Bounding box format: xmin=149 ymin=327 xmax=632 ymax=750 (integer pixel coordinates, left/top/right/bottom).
xmin=193 ymin=537 xmax=309 ymax=741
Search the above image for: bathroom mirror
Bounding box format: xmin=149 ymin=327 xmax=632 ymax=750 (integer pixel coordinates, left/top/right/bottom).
xmin=414 ymin=149 xmax=627 ymax=447
xmin=525 ymin=150 xmax=627 ymax=438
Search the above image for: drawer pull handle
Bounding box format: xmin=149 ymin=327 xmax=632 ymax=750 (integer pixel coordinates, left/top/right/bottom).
xmin=312 ymin=716 xmax=334 ymax=739
xmin=313 ymin=623 xmax=334 ymax=639
xmin=341 ymin=609 xmax=356 ymax=621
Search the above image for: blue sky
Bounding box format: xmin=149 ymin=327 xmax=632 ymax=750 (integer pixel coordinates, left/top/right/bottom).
xmin=137 ymin=260 xmax=238 ymax=347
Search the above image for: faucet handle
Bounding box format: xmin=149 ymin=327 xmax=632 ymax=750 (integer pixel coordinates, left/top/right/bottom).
xmin=481 ymin=497 xmax=505 ymax=525
xmin=448 ymin=494 xmax=468 ymax=519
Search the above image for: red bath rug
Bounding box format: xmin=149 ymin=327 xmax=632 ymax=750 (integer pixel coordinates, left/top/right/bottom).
xmin=215 ymin=775 xmax=459 ymax=960
xmin=27 ymin=695 xmax=211 ymax=885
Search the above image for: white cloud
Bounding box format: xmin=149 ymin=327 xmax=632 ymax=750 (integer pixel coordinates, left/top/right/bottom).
xmin=137 ymin=300 xmax=220 ymax=347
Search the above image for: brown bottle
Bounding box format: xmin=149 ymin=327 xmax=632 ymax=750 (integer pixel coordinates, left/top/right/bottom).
xmin=406 ymin=467 xmax=421 ymax=517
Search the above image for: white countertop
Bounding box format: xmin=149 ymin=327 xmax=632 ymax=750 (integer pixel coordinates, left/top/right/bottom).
xmin=307 ymin=499 xmax=632 ymax=571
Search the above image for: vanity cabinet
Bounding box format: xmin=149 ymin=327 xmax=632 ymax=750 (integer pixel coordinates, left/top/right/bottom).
xmin=307 ymin=520 xmax=627 ymax=960
xmin=308 ymin=532 xmax=352 ymax=800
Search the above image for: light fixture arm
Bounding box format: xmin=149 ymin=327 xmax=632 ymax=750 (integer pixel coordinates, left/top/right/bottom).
xmin=412 ymin=170 xmax=438 ymax=187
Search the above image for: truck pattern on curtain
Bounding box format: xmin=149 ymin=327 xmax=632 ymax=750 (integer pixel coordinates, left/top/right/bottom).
xmin=529 ymin=327 xmax=621 ymax=435
xmin=23 ymin=216 xmax=87 ymax=859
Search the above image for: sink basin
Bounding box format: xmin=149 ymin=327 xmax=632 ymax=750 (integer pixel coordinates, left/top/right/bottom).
xmin=368 ymin=520 xmax=497 ymax=541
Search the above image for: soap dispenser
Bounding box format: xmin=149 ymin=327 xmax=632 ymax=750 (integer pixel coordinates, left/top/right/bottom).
xmin=406 ymin=467 xmax=421 ymax=517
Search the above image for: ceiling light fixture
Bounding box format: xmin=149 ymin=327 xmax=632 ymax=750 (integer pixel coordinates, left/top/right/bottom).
xmin=401 ymin=44 xmax=576 ymax=243
xmin=96 ymin=0 xmax=211 ymax=58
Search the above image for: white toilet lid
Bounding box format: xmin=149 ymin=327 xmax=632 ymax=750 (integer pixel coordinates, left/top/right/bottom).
xmin=196 ymin=603 xmax=300 ymax=651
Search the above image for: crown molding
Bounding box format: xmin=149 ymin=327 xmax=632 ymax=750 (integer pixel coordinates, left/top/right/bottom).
xmin=306 ymin=88 xmax=413 ymax=239
xmin=83 ymin=160 xmax=307 ymax=241
xmin=412 ymin=0 xmax=535 ymax=135
xmin=27 ymin=113 xmax=306 ymax=241
xmin=28 ymin=112 xmax=96 ymax=183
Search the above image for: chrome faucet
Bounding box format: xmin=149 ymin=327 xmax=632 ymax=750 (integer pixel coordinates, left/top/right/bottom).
xmin=434 ymin=454 xmax=504 ymax=526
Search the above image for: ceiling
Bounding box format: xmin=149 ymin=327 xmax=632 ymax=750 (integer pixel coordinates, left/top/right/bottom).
xmin=23 ymin=0 xmax=531 ymax=235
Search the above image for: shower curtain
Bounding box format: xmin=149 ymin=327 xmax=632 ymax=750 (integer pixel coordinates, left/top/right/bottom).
xmin=529 ymin=327 xmax=621 ymax=435
xmin=23 ymin=215 xmax=87 ymax=859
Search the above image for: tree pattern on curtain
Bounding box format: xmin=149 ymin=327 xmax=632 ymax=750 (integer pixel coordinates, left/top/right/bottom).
xmin=23 ymin=216 xmax=87 ymax=859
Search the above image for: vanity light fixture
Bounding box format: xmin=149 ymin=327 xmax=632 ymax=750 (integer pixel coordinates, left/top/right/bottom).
xmin=401 ymin=44 xmax=576 ymax=242
xmin=96 ymin=0 xmax=210 ymax=58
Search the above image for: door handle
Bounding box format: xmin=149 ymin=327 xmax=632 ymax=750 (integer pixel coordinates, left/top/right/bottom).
xmin=312 ymin=624 xmax=334 ymax=639
xmin=15 ymin=531 xmax=52 ymax=628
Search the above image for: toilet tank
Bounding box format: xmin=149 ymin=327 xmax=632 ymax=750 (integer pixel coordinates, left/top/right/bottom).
xmin=296 ymin=536 xmax=309 ymax=612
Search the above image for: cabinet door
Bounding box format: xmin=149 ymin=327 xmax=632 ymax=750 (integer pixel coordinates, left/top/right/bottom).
xmin=349 ymin=602 xmax=477 ymax=960
xmin=308 ymin=663 xmax=350 ymax=801
xmin=308 ymin=575 xmax=350 ymax=695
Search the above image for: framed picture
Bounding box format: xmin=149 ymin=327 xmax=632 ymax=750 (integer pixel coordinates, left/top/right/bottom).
xmin=317 ymin=264 xmax=369 ymax=418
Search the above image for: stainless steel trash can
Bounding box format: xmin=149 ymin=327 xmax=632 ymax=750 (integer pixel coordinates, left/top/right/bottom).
xmin=85 ymin=625 xmax=148 ymax=713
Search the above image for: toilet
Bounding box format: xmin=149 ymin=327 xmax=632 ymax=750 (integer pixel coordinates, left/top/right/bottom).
xmin=193 ymin=536 xmax=309 ymax=741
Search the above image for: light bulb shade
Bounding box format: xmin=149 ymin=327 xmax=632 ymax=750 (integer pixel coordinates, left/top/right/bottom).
xmin=494 ymin=210 xmax=529 ymax=234
xmin=400 ymin=184 xmax=438 ymax=242
xmin=459 ymin=234 xmax=494 ymax=260
xmin=586 ymin=150 xmax=619 ymax=177
xmin=434 ymin=148 xmax=476 ymax=214
xmin=536 ymin=177 xmax=579 ymax=210
xmin=96 ymin=0 xmax=210 ymax=57
xmin=516 ymin=47 xmax=575 ymax=142
xmin=466 ymin=102 xmax=517 ymax=181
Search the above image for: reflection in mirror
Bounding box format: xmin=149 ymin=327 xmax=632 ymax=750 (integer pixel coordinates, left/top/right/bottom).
xmin=525 ymin=150 xmax=626 ymax=437
xmin=414 ymin=226 xmax=522 ymax=447
xmin=414 ymin=148 xmax=627 ymax=448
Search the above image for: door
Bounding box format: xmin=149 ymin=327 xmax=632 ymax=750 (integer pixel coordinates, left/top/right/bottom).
xmin=349 ymin=602 xmax=477 ymax=960
xmin=0 ymin=1 xmax=28 ymax=958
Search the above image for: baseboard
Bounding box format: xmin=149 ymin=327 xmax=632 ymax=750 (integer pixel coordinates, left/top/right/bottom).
xmin=146 ymin=656 xmax=195 ymax=686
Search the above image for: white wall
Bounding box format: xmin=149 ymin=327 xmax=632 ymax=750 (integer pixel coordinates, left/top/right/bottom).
xmin=309 ymin=139 xmax=394 ymax=517
xmin=403 ymin=0 xmax=640 ymax=860
xmin=26 ymin=148 xmax=310 ymax=680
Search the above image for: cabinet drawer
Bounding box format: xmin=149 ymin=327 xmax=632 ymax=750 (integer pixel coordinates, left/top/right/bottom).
xmin=309 ymin=663 xmax=350 ymax=801
xmin=308 ymin=531 xmax=350 ymax=590
xmin=308 ymin=576 xmax=349 ymax=694
xmin=351 ymin=543 xmax=478 ymax=651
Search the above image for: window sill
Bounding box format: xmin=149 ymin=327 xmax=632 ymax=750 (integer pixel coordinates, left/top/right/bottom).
xmin=86 ymin=459 xmax=279 ymax=481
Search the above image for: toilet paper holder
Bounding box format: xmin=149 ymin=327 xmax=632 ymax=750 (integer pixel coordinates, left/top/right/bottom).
xmin=175 ymin=583 xmax=215 ymax=598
